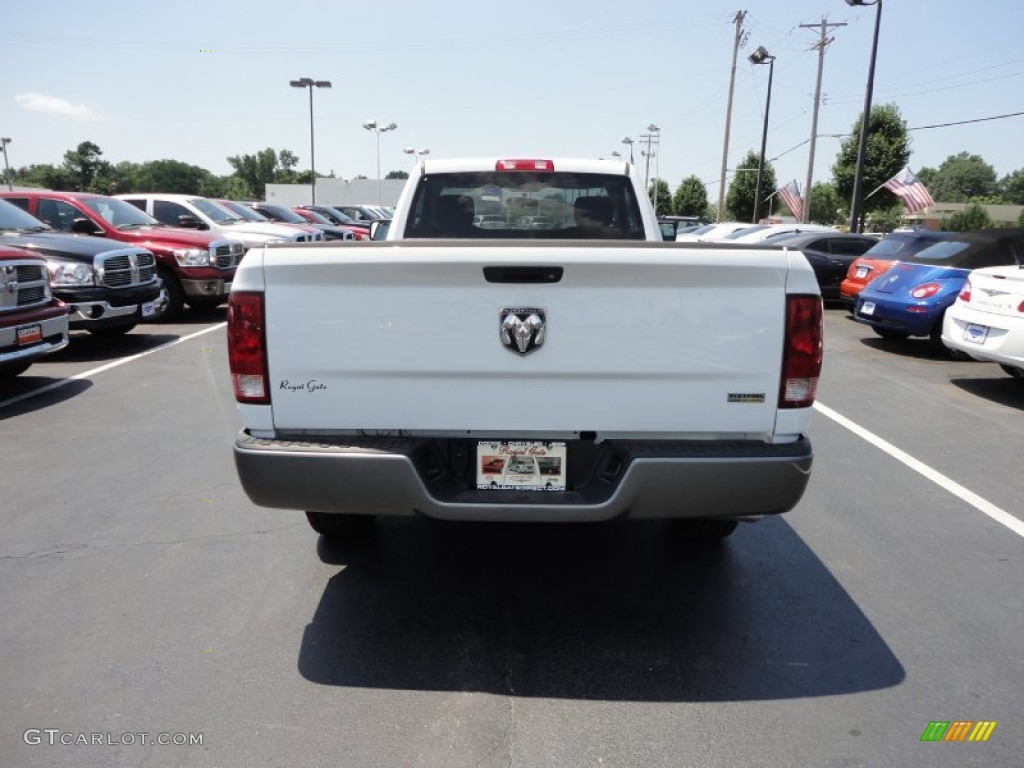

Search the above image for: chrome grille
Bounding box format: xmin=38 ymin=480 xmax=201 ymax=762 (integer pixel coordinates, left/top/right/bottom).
xmin=17 ymin=264 xmax=45 ymax=282
xmin=0 ymin=260 xmax=50 ymax=311
xmin=209 ymin=240 xmax=244 ymax=269
xmin=98 ymin=250 xmax=158 ymax=288
xmin=17 ymin=286 xmax=46 ymax=306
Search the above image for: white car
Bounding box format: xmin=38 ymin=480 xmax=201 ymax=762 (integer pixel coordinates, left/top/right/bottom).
xmin=676 ymin=221 xmax=749 ymax=242
xmin=116 ymin=194 xmax=321 ymax=251
xmin=942 ymin=265 xmax=1024 ymax=379
xmin=715 ymin=223 xmax=838 ymax=244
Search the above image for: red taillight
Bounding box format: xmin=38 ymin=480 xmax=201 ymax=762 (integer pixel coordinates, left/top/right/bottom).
xmin=780 ymin=295 xmax=823 ymax=409
xmin=910 ymin=282 xmax=940 ymax=299
xmin=495 ymin=159 xmax=554 ymax=172
xmin=958 ymin=280 xmax=972 ymax=303
xmin=1018 ymin=300 xmax=1024 ymax=313
xmin=227 ymin=291 xmax=269 ymax=404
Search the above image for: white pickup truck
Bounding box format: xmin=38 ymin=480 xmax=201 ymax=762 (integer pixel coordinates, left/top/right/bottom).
xmin=228 ymin=158 xmax=823 ymax=543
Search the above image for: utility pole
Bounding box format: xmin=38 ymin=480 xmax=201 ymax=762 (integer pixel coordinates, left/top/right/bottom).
xmin=799 ymin=17 xmax=845 ymax=223
xmin=717 ymin=10 xmax=747 ymax=222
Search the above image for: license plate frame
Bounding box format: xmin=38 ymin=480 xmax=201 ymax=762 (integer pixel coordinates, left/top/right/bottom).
xmin=477 ymin=440 xmax=567 ymax=491
xmin=963 ymin=323 xmax=989 ymax=345
xmin=16 ymin=324 xmax=43 ymax=345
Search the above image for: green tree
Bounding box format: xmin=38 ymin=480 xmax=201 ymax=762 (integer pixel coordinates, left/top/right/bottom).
xmin=864 ymin=205 xmax=903 ymax=233
xmin=924 ymin=153 xmax=997 ymax=202
xmin=226 ymin=147 xmax=283 ymax=199
xmin=385 ymin=170 xmax=409 ymax=180
xmin=13 ymin=163 xmax=73 ymax=190
xmin=1018 ymin=209 xmax=1024 ymax=227
xmin=807 ymin=181 xmax=840 ymax=225
xmin=831 ymin=103 xmax=911 ymax=229
xmin=943 ymin=203 xmax=993 ymax=231
xmin=998 ymin=168 xmax=1024 ymax=205
xmin=62 ymin=141 xmax=110 ymax=192
xmin=649 ymin=178 xmax=672 ymax=215
xmin=672 ymin=175 xmax=709 ymax=216
xmin=725 ymin=150 xmax=771 ymax=223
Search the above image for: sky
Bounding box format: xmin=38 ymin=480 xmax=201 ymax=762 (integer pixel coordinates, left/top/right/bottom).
xmin=2 ymin=0 xmax=1022 ymax=201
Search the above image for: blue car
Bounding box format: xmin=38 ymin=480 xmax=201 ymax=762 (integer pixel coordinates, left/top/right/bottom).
xmin=853 ymin=228 xmax=1024 ymax=353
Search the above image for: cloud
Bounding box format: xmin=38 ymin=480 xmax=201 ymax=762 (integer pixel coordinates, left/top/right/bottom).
xmin=15 ymin=93 xmax=101 ymax=121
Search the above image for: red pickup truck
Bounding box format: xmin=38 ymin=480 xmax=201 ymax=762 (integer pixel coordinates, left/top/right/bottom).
xmin=0 ymin=191 xmax=244 ymax=320
xmin=0 ymin=244 xmax=69 ymax=378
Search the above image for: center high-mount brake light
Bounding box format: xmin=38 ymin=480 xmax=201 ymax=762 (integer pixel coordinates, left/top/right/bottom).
xmin=495 ymin=159 xmax=555 ymax=172
xmin=227 ymin=291 xmax=269 ymax=404
xmin=779 ymin=295 xmax=823 ymax=409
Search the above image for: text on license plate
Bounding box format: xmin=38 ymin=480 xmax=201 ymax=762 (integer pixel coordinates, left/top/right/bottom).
xmin=477 ymin=441 xmax=567 ymax=491
xmin=963 ymin=323 xmax=989 ymax=344
xmin=141 ymin=302 xmax=156 ymax=318
xmin=16 ymin=324 xmax=43 ymax=345
xmin=860 ymin=301 xmax=875 ymax=316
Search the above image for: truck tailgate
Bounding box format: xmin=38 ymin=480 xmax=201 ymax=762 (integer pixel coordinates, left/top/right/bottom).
xmin=259 ymin=242 xmax=793 ymax=437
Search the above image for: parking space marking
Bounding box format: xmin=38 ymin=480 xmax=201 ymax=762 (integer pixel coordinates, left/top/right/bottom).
xmin=815 ymin=401 xmax=1024 ymax=539
xmin=0 ymin=323 xmax=226 ymax=411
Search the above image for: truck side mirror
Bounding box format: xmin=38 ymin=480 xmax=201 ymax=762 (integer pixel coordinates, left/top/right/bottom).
xmin=370 ymin=220 xmax=390 ymax=240
xmin=70 ymin=217 xmax=101 ymax=235
xmin=176 ymin=214 xmax=206 ymax=230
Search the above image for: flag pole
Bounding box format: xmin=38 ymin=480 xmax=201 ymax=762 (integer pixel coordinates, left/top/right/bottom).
xmin=864 ymin=180 xmax=887 ymax=201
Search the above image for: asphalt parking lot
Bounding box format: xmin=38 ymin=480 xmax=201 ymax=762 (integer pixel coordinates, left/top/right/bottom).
xmin=1 ymin=305 xmax=1021 ymax=768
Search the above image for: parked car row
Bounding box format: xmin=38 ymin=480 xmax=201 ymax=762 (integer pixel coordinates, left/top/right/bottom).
xmin=0 ymin=198 xmax=166 ymax=340
xmin=850 ymin=229 xmax=1024 ymax=365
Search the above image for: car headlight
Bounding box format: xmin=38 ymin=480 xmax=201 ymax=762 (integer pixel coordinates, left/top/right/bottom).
xmin=173 ymin=247 xmax=214 ymax=267
xmin=47 ymin=260 xmax=95 ymax=286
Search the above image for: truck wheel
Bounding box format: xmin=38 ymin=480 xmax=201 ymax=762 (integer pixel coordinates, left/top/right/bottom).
xmin=87 ymin=323 xmax=136 ymax=337
xmin=1000 ymin=364 xmax=1024 ymax=380
xmin=151 ymin=268 xmax=184 ymax=322
xmin=0 ymin=362 xmax=32 ymax=378
xmin=872 ymin=327 xmax=909 ymax=341
xmin=305 ymin=511 xmax=375 ymax=541
xmin=672 ymin=518 xmax=738 ymax=540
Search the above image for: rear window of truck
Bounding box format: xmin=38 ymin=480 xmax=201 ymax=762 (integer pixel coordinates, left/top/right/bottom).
xmin=404 ymin=172 xmax=646 ymax=240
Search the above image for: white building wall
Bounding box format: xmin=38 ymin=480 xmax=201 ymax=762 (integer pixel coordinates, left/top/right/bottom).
xmin=265 ymin=179 xmax=407 ymax=207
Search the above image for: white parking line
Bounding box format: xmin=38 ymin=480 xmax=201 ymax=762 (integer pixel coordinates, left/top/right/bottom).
xmin=815 ymin=401 xmax=1024 ymax=539
xmin=0 ymin=323 xmax=226 ymax=411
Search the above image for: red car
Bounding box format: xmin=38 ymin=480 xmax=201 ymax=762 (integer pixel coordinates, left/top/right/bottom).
xmin=294 ymin=205 xmax=371 ymax=240
xmin=292 ymin=207 xmax=367 ymax=240
xmin=0 ymin=191 xmax=244 ymax=320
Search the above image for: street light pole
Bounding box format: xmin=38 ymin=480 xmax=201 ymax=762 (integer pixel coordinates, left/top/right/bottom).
xmin=403 ymin=147 xmax=430 ymax=164
xmin=363 ymin=119 xmax=398 ymax=205
xmin=847 ymin=0 xmax=883 ymax=233
xmin=621 ymin=136 xmax=634 ymax=164
xmin=0 ymin=137 xmax=12 ymax=191
xmin=640 ymin=125 xmax=660 ymax=213
xmin=749 ymin=46 xmax=776 ymax=224
xmin=289 ymin=78 xmax=332 ymax=204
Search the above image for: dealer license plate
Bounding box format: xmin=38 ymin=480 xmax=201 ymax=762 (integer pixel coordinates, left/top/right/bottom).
xmin=141 ymin=302 xmax=156 ymax=318
xmin=856 ymin=266 xmax=869 ymax=279
xmin=963 ymin=323 xmax=989 ymax=345
xmin=16 ymin=324 xmax=42 ymax=345
xmin=860 ymin=301 xmax=875 ymax=316
xmin=477 ymin=441 xmax=567 ymax=491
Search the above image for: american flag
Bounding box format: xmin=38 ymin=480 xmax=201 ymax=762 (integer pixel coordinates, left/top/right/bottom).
xmin=777 ymin=180 xmax=803 ymax=221
xmin=883 ymin=166 xmax=935 ymax=213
